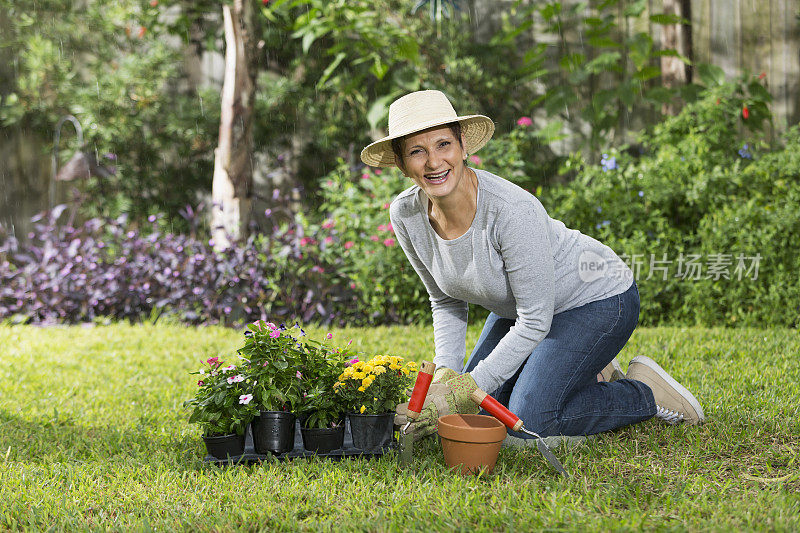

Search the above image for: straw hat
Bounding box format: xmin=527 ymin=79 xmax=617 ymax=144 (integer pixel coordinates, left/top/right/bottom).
xmin=360 ymin=90 xmax=495 ymax=168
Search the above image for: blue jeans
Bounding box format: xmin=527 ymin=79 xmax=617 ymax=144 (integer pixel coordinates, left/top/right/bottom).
xmin=464 ymin=281 xmax=656 ymax=438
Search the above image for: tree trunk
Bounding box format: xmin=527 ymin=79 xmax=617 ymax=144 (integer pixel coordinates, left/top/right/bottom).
xmin=211 ymin=0 xmax=257 ymax=249
xmin=660 ymin=0 xmax=692 ymax=115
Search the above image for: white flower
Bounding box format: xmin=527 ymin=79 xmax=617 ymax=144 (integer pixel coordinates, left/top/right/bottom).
xmin=238 ymin=394 xmax=253 ymax=405
xmin=226 ymin=374 xmax=244 ymax=384
xmin=220 ymin=365 xmax=236 ymax=373
xmin=198 ymin=368 xmax=205 ymax=375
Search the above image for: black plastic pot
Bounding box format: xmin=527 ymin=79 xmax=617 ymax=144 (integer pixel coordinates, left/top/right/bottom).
xmin=300 ymin=423 xmax=345 ymax=454
xmin=348 ymin=412 xmax=394 ymax=451
xmin=203 ymin=432 xmax=246 ymax=460
xmin=252 ymin=411 xmax=296 ymax=454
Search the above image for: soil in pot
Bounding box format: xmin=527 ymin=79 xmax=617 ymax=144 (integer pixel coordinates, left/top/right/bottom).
xmin=300 ymin=423 xmax=345 ymax=454
xmin=252 ymin=411 xmax=296 ymax=454
xmin=348 ymin=412 xmax=394 ymax=451
xmin=438 ymin=414 xmax=507 ymax=475
xmin=203 ymin=432 xmax=246 ymax=460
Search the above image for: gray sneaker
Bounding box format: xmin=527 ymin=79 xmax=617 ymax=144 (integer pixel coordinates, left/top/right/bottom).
xmin=627 ymin=355 xmax=705 ymax=425
xmin=599 ymin=357 xmax=625 ymax=382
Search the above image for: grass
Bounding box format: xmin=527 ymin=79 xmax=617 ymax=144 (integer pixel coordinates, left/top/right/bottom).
xmin=1 ymin=322 xmax=799 ymax=531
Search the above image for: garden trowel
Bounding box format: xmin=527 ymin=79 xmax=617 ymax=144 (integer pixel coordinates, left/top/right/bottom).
xmin=471 ymin=388 xmax=569 ymax=478
xmin=399 ymin=361 xmax=436 ymax=465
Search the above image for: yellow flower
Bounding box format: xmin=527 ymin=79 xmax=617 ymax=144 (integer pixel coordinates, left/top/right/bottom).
xmin=362 ymin=376 xmax=375 ymax=388
xmin=389 ymin=363 xmax=401 ymax=370
xmin=358 ymin=386 xmax=365 ymax=392
xmin=360 ymin=405 xmax=366 ymax=413
xmin=362 ymin=364 xmax=374 ymax=373
xmin=352 ymin=371 xmax=366 ymax=380
xmin=343 ymin=367 xmax=355 ymax=376
xmin=406 ymin=361 xmax=418 ymax=369
xmin=401 ymin=368 xmax=410 ymax=376
xmin=373 ymin=365 xmax=386 ymax=375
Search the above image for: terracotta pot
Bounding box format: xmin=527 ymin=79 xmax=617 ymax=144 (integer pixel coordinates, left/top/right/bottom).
xmin=438 ymin=414 xmax=507 ymax=475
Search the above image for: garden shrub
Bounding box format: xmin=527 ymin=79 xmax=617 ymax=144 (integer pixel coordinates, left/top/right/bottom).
xmin=542 ymin=75 xmax=797 ymax=327
xmin=0 ymin=199 xmax=353 ymax=327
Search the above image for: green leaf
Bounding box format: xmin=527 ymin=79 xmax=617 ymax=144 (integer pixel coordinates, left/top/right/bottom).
xmin=649 ymin=13 xmax=689 ymax=25
xmin=635 ymin=65 xmax=662 ymax=82
xmin=584 ymin=51 xmax=621 ymax=74
xmin=315 ymin=52 xmax=346 ymax=89
xmin=697 ymin=63 xmax=726 ymax=87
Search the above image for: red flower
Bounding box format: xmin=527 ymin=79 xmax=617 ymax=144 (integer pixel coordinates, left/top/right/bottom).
xmin=759 ymin=72 xmax=766 ymax=80
xmin=742 ymin=105 xmax=750 ymax=120
xmin=262 ymin=0 xmax=270 ymax=4
xmin=197 ymin=380 xmax=204 ymax=386
xmin=150 ymin=0 xmax=158 ymax=6
xmin=137 ymin=26 xmax=147 ymax=38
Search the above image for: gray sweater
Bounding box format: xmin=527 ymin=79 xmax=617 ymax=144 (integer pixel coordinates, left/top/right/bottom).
xmin=389 ymin=167 xmax=633 ymax=394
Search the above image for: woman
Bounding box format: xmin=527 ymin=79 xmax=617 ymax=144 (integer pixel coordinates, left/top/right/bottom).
xmin=360 ymin=90 xmax=704 ymax=442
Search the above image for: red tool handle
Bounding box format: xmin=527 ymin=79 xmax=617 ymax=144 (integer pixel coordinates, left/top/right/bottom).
xmin=471 ymin=389 xmax=524 ymax=431
xmin=407 ymin=361 xmax=436 ymax=419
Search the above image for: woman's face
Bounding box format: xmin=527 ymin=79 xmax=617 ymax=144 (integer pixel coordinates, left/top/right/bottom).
xmin=396 ymin=125 xmax=469 ymax=201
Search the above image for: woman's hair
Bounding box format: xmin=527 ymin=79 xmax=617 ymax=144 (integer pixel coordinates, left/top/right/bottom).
xmin=391 ymin=121 xmax=463 ymax=170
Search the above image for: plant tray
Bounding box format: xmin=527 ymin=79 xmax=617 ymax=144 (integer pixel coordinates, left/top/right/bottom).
xmin=203 ymin=419 xmax=397 ymax=465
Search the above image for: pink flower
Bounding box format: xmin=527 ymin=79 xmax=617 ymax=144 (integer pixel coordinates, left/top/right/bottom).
xmin=517 ymin=116 xmax=533 ymax=127
xmin=324 ymin=236 xmax=334 ymax=245
xmin=266 ymin=322 xmax=277 ymax=329
xmin=220 ymin=364 xmax=236 ymax=372
xmin=361 ymin=173 xmax=370 ymax=180
xmin=383 ymin=238 xmax=396 ymax=247
xmin=375 ymin=169 xmax=382 ymax=175
xmin=206 ymin=356 xmax=219 ymax=366
xmin=296 ymin=371 xmax=303 ymax=379
xmin=197 ymin=380 xmax=204 ymax=386
xmin=350 ymin=282 xmax=356 ymax=289
xmin=326 ymin=333 xmax=333 ymax=340
xmin=269 ymin=330 xmax=280 ymax=339
xmin=387 ymin=223 xmax=394 ymax=233
xmin=300 ymin=237 xmax=313 ymax=246
xmin=326 ymin=180 xmax=333 ymax=186
xmin=322 ymin=219 xmax=335 ymax=229
xmin=469 ymin=155 xmax=482 ymax=165
xmin=344 ymin=241 xmax=354 ymax=249
xmin=377 ymin=224 xmax=387 ymax=231
xmin=239 ymin=394 xmax=253 ymax=405
xmin=383 ymin=203 xmax=390 ymax=209
xmin=348 ymin=358 xmax=360 ymax=365
xmin=227 ymin=374 xmax=244 ymax=384
xmin=369 ymin=235 xmax=379 ymax=242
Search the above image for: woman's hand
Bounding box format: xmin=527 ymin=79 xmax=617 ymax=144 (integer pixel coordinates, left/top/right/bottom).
xmin=394 ymin=371 xmax=480 ymax=441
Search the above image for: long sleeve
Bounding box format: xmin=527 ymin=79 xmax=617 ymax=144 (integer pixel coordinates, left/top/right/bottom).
xmin=389 ymin=209 xmax=468 ymax=373
xmin=468 ymin=200 xmax=555 ymax=394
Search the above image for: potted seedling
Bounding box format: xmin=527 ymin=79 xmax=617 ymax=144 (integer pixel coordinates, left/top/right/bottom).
xmin=239 ymin=321 xmax=304 ymax=455
xmin=335 ymin=355 xmax=417 ymax=451
xmin=184 ymin=356 xmax=258 ymax=460
xmin=296 ymin=341 xmax=349 ymax=453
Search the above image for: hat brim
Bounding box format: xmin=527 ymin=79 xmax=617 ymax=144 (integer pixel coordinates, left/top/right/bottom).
xmin=360 ymin=115 xmax=495 ymax=168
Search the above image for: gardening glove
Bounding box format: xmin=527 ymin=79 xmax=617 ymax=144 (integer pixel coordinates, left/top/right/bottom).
xmin=394 ymin=372 xmax=480 ymax=442
xmin=402 ymin=366 xmax=458 ymax=396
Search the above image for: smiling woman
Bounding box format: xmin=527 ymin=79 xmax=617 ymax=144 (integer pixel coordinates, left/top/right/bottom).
xmin=360 ymin=90 xmax=706 ymax=445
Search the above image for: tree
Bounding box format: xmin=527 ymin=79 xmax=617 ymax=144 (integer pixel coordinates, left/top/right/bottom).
xmin=211 ymin=0 xmax=259 ymax=249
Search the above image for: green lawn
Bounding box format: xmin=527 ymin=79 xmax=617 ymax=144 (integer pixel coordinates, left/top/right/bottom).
xmin=1 ymin=323 xmax=798 ymax=531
